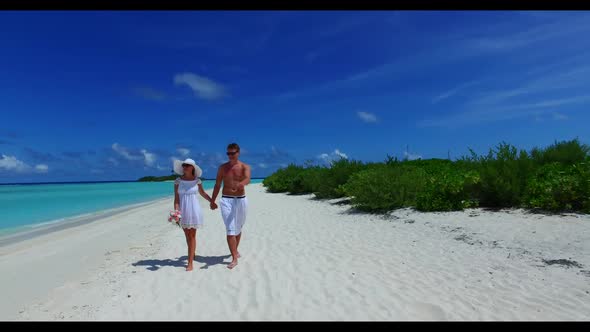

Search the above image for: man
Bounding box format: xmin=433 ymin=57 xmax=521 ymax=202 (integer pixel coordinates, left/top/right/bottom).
xmin=210 ymin=143 xmax=251 ymax=269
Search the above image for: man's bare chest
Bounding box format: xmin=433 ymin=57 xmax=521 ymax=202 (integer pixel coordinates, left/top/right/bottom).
xmin=223 ymin=165 xmax=244 ymax=178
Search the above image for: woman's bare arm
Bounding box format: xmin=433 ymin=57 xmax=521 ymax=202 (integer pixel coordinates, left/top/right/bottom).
xmin=174 ymin=182 xmax=180 ymax=210
xmin=198 ymin=183 xmax=212 ymax=203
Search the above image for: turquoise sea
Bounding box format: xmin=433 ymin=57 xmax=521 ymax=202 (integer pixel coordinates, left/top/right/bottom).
xmin=0 ymin=179 xmax=263 ymax=235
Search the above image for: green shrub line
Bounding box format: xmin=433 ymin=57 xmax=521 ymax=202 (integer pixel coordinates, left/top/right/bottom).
xmin=262 ymin=139 xmax=590 ymax=214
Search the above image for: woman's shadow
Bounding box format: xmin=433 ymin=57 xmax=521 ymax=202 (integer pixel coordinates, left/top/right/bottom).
xmin=132 ymin=254 xmax=231 ymax=271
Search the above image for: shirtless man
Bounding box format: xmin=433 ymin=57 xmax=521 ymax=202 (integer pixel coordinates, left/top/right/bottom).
xmin=210 ymin=143 xmax=251 ymax=269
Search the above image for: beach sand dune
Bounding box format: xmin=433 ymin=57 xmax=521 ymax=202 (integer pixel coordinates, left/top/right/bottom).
xmin=1 ymin=184 xmax=589 ymax=320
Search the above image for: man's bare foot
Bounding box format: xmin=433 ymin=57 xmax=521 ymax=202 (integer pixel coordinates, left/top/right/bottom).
xmin=227 ymin=261 xmax=238 ymax=269
xmin=186 ymin=265 xmax=193 ymax=271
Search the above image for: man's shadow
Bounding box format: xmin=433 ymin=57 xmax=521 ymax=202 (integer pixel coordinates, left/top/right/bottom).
xmin=195 ymin=254 xmax=232 ymax=269
xmin=132 ymin=254 xmax=231 ymax=271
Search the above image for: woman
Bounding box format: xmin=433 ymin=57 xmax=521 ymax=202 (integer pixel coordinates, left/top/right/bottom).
xmin=173 ymin=158 xmax=214 ymax=271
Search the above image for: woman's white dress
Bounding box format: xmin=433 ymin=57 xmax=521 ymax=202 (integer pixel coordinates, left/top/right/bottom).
xmin=175 ymin=177 xmax=204 ymax=229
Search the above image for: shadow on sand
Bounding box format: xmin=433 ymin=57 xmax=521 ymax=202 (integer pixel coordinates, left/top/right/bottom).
xmin=132 ymin=254 xmax=232 ymax=271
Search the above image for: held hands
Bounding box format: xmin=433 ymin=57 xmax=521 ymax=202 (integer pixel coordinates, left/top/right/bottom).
xmin=210 ymin=201 xmax=218 ymax=210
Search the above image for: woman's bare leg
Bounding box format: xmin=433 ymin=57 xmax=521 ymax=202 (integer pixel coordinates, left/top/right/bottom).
xmin=187 ymin=229 xmax=196 ymax=271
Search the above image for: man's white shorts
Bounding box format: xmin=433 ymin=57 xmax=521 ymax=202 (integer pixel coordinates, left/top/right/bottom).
xmin=220 ymin=195 xmax=248 ymax=236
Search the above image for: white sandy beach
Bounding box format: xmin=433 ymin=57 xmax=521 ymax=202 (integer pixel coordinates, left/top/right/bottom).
xmin=1 ymin=183 xmax=589 ymax=321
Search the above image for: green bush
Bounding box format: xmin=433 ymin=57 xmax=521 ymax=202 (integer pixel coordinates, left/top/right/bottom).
xmin=403 ymin=158 xmax=453 ymax=171
xmin=531 ymin=138 xmax=590 ymax=165
xmin=263 ymin=139 xmax=590 ymax=214
xmin=289 ymin=166 xmax=326 ymax=195
xmin=526 ymin=162 xmax=590 ymax=212
xmin=416 ymin=165 xmax=480 ymax=212
xmin=262 ymin=164 xmax=305 ymax=193
xmin=465 ymin=143 xmax=535 ymax=208
xmin=342 ymin=164 xmax=427 ymax=212
xmin=315 ymin=158 xmax=367 ymax=199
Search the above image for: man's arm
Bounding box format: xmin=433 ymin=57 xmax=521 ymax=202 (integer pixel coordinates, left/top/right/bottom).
xmin=211 ymin=166 xmax=223 ymax=204
xmin=238 ymin=164 xmax=251 ymax=189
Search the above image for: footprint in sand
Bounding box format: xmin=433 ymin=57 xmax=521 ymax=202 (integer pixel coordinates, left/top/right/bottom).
xmin=409 ymin=301 xmax=448 ymax=320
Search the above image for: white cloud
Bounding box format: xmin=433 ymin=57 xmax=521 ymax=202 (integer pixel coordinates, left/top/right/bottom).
xmin=334 ymin=149 xmax=348 ymax=159
xmin=177 ymin=148 xmax=190 ymax=157
xmin=108 ymin=157 xmax=119 ymax=166
xmin=174 ymin=72 xmax=226 ymax=100
xmin=404 ymin=151 xmax=422 ymax=161
xmin=276 ymin=13 xmax=590 ymax=104
xmin=112 ymin=143 xmax=157 ymax=167
xmin=467 ymin=65 xmax=590 ymax=108
xmin=35 ymin=164 xmax=48 ymax=173
xmin=141 ymin=149 xmax=156 ymax=166
xmin=420 ymin=95 xmax=590 ymax=128
xmin=318 ymin=149 xmax=348 ymax=165
xmin=0 ymin=155 xmax=48 ymax=173
xmin=112 ymin=143 xmax=142 ymax=161
xmin=0 ymin=155 xmax=30 ymax=173
xmin=357 ymin=111 xmax=378 ymax=123
xmin=553 ymin=112 xmax=569 ymax=120
xmin=432 ymin=80 xmax=480 ymax=104
xmin=258 ymin=163 xmax=268 ymax=169
xmin=465 ymin=14 xmax=590 ymax=54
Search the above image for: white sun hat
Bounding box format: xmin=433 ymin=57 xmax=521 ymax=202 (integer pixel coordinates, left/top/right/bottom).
xmin=173 ymin=158 xmax=202 ymax=177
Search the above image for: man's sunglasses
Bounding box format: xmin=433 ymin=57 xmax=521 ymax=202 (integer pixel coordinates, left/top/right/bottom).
xmin=227 ymin=151 xmax=238 ymax=156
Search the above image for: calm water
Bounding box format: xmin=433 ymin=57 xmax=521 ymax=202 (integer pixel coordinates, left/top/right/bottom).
xmin=0 ymin=179 xmax=263 ymax=234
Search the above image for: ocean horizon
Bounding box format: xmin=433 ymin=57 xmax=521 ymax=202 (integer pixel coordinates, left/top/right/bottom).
xmin=0 ymin=179 xmax=264 ymax=237
xmin=0 ymin=177 xmax=267 ymax=186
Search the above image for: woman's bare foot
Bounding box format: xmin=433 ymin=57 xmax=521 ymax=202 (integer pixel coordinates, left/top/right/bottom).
xmin=186 ymin=265 xmax=193 ymax=271
xmin=237 ymin=252 xmax=241 ymax=258
xmin=227 ymin=260 xmax=238 ymax=269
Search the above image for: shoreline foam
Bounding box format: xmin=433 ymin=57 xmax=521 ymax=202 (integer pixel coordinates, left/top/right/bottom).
xmin=0 ymin=197 xmax=169 ymax=248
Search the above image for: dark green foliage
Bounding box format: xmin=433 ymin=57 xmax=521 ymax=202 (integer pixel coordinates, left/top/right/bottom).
xmin=342 ymin=164 xmax=427 ymax=212
xmin=314 ymin=159 xmax=367 ymax=199
xmin=416 ymin=166 xmax=480 ymax=212
xmin=463 ymin=143 xmax=536 ymax=208
xmin=263 ymin=139 xmax=590 ymax=214
xmin=525 ymin=162 xmax=590 ymax=212
xmin=531 ymin=138 xmax=590 ymax=165
xmin=262 ymin=164 xmax=305 ymax=193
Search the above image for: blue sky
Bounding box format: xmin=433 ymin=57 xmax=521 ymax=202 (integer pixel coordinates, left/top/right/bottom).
xmin=1 ymin=11 xmax=590 ymax=183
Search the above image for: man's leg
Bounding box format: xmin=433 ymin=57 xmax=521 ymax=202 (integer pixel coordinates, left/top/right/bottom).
xmin=235 ymin=198 xmax=247 ymax=258
xmin=226 ymin=235 xmax=238 ymax=269
xmin=236 ymin=233 xmax=242 ymax=258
